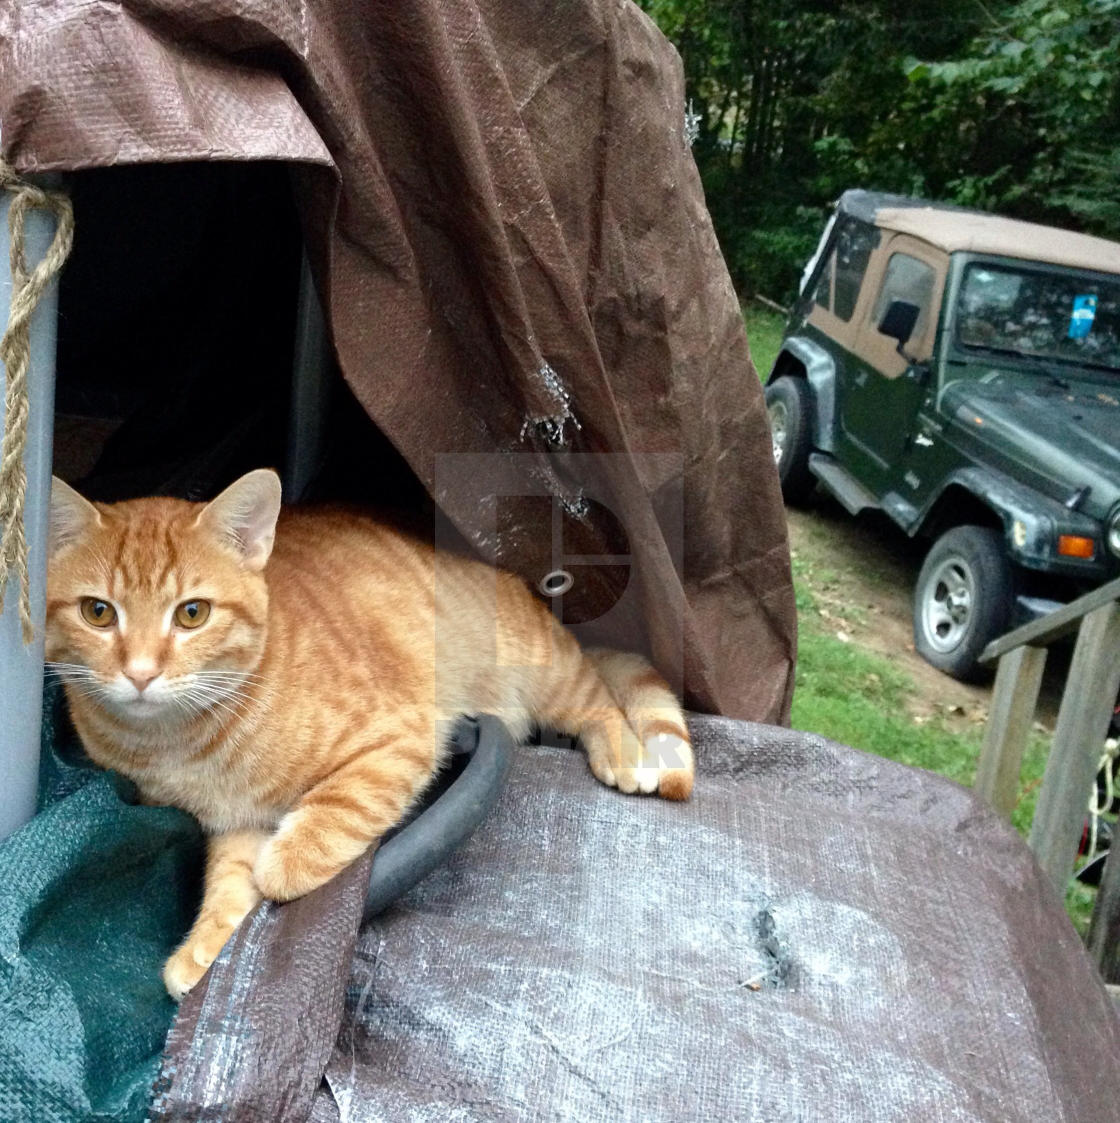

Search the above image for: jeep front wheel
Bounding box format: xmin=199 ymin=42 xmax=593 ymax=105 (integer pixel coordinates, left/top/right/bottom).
xmin=913 ymin=525 xmax=1013 ymax=682
xmin=764 ymin=377 xmax=814 ymax=503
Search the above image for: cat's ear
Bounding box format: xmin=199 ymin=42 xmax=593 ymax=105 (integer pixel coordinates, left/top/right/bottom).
xmin=49 ymin=476 xmax=101 ymax=555
xmin=198 ymin=469 xmax=282 ymax=571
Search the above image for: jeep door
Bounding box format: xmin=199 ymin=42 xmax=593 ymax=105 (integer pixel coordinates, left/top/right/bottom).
xmin=796 ymin=215 xmax=878 ymax=433
xmin=837 ymin=235 xmax=947 ymax=490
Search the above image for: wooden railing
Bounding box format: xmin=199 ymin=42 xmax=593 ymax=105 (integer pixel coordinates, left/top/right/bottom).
xmin=975 ymin=574 xmax=1120 ymax=982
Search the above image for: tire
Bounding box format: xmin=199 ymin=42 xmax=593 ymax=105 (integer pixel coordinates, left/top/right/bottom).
xmin=913 ymin=525 xmax=1013 ymax=682
xmin=764 ymin=377 xmax=814 ymax=503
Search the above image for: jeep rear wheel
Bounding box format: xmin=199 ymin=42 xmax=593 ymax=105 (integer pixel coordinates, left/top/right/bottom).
xmin=764 ymin=377 xmax=814 ymax=503
xmin=913 ymin=525 xmax=1012 ymax=682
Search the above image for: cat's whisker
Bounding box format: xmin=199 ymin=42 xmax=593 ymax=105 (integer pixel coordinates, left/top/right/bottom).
xmin=183 ymin=681 xmax=241 ymax=702
xmin=191 ymin=678 xmax=266 ymax=694
xmin=69 ymin=685 xmax=108 ymax=701
xmin=45 ymin=663 xmax=99 ymax=681
xmin=50 ymin=673 xmax=99 ymax=686
xmin=191 ymin=686 xmax=257 ymax=704
xmin=175 ymin=687 xmax=219 ymax=709
xmin=179 ymin=697 xmax=211 ymax=721
xmin=189 ymin=676 xmax=263 ymax=701
xmin=175 ymin=683 xmax=262 ymax=722
xmin=188 ymin=678 xmax=265 ymax=697
xmin=192 ymin=670 xmax=265 ymax=682
xmin=201 ymin=698 xmax=249 ymax=722
xmin=183 ymin=696 xmax=238 ymax=719
xmin=193 ymin=666 xmax=255 ymax=671
xmin=166 ymin=695 xmax=194 ymax=720
xmin=174 ymin=693 xmax=220 ymax=722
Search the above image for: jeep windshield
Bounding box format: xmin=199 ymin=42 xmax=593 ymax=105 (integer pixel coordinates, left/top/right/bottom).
xmin=955 ymin=261 xmax=1120 ymax=374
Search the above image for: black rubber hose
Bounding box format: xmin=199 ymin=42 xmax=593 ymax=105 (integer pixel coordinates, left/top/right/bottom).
xmin=363 ymin=714 xmax=514 ymax=920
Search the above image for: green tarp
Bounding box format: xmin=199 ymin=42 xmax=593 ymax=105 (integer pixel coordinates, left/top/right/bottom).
xmin=0 ymin=684 xmax=203 ymax=1123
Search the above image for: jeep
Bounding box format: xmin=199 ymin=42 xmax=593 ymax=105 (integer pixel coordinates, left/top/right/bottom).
xmin=766 ymin=190 xmax=1120 ymax=680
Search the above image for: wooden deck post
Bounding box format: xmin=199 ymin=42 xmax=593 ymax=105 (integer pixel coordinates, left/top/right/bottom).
xmin=974 ymin=645 xmax=1047 ymax=817
xmin=1088 ymin=847 xmax=1120 ymax=984
xmin=1028 ymin=602 xmax=1120 ymax=893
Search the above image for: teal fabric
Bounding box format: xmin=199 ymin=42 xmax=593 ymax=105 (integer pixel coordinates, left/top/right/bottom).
xmin=0 ymin=683 xmax=204 ymax=1123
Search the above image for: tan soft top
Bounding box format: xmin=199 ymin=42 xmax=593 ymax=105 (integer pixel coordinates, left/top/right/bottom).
xmin=875 ymin=206 xmax=1120 ymax=276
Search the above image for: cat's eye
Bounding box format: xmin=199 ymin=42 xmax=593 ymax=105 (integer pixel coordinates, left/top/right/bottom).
xmin=174 ymin=600 xmax=211 ymax=629
xmin=80 ymin=598 xmax=117 ymax=628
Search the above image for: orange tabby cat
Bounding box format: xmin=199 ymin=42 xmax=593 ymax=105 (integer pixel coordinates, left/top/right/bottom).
xmin=44 ymin=470 xmax=693 ymax=999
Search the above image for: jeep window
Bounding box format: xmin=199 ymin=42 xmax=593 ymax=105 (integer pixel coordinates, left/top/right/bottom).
xmin=873 ymin=253 xmax=936 ymax=340
xmin=957 ymin=263 xmax=1120 ymax=373
xmin=813 ymin=250 xmax=834 ymax=311
xmin=832 ymin=220 xmax=877 ymax=321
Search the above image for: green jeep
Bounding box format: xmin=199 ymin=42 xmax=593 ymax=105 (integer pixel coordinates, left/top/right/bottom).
xmin=766 ymin=190 xmax=1120 ymax=680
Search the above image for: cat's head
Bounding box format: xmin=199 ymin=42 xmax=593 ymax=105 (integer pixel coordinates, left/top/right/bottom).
xmin=45 ymin=469 xmax=282 ymax=724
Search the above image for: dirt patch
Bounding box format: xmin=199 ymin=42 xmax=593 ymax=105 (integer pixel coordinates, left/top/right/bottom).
xmin=786 ymin=501 xmax=1060 ymax=733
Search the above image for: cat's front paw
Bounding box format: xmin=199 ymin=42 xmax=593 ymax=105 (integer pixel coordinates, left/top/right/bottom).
xmin=163 ymin=939 xmax=215 ymax=1001
xmin=589 ymin=729 xmax=693 ymax=800
xmin=254 ymin=825 xmax=328 ymax=902
xmin=162 ymin=902 xmax=259 ymax=1000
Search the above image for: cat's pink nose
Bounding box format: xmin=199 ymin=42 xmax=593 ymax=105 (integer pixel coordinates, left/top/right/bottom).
xmin=125 ymin=671 xmax=157 ymax=693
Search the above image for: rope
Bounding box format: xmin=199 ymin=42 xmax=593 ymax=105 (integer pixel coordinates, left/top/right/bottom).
xmin=0 ymin=160 xmax=74 ymax=643
xmin=1085 ymin=736 xmax=1119 ymax=867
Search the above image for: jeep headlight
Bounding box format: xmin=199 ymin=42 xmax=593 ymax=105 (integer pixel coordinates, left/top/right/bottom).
xmin=1109 ymin=507 xmax=1120 ymax=558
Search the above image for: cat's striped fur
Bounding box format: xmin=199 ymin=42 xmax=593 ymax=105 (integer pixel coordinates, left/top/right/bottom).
xmin=45 ymin=470 xmax=693 ymax=999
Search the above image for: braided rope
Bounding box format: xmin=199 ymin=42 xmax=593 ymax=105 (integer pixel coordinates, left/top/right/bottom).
xmin=0 ymin=160 xmax=74 ymax=643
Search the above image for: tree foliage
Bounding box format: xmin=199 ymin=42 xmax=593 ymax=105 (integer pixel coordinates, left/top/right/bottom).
xmin=637 ymin=0 xmax=1120 ymax=301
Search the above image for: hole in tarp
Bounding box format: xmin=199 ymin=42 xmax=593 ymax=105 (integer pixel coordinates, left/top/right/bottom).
xmin=750 ymin=907 xmax=794 ymax=991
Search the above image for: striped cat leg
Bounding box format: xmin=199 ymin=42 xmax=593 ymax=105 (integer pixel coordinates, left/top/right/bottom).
xmin=253 ymin=736 xmax=436 ymax=902
xmin=163 ymin=829 xmax=269 ymax=1000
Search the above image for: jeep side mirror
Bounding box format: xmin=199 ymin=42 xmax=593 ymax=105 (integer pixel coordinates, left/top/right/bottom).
xmin=878 ymin=299 xmax=920 ymax=350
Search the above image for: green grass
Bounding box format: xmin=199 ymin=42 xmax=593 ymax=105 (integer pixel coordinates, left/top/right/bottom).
xmin=742 ymin=311 xmax=1099 ymax=932
xmin=790 ymin=566 xmax=980 ymax=783
xmin=744 ymin=304 xmax=787 ymax=379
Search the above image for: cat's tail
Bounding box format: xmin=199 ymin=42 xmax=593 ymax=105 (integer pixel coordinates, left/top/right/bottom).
xmin=585 ymin=649 xmax=694 ymax=802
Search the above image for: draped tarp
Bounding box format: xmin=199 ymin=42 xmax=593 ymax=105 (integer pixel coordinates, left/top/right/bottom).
xmin=0 ymin=0 xmax=796 ymax=724
xmin=157 ymin=719 xmax=1120 ymax=1122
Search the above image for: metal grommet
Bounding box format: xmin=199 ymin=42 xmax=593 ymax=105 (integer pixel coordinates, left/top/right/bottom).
xmin=539 ymin=569 xmax=574 ymax=597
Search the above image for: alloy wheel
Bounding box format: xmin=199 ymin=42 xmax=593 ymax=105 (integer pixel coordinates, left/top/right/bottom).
xmin=921 ymin=556 xmax=975 ymax=653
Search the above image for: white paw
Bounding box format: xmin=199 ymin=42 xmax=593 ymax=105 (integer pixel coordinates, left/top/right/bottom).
xmin=631 ymin=737 xmax=663 ymax=794
xmin=645 ymin=732 xmax=693 ymax=801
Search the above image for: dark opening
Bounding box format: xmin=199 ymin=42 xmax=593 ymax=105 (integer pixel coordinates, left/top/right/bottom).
xmin=52 ymin=161 xmax=430 ymax=522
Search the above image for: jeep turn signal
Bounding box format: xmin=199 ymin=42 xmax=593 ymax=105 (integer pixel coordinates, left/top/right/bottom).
xmin=1057 ymin=535 xmax=1095 ymax=559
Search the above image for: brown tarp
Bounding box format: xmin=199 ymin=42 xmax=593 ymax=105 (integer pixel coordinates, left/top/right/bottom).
xmin=154 ymin=720 xmax=1120 ymax=1121
xmin=149 ymin=849 xmax=375 ymax=1123
xmin=1 ymin=0 xmax=796 ymax=724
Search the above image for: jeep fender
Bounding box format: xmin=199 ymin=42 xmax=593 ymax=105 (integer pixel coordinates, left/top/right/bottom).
xmin=767 ymin=336 xmax=836 ymax=453
xmin=916 ymin=466 xmax=1102 ymax=573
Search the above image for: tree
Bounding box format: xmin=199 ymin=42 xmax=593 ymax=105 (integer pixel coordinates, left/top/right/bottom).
xmin=902 ymin=0 xmax=1120 ymax=232
xmin=639 ymin=0 xmax=1120 ymax=301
